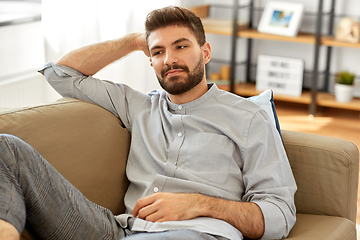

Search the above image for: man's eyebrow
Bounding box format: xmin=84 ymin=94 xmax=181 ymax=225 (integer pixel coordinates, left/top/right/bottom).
xmin=150 ymin=38 xmax=191 ymax=52
xmin=150 ymin=45 xmax=163 ymax=52
xmin=172 ymin=38 xmax=191 ymax=45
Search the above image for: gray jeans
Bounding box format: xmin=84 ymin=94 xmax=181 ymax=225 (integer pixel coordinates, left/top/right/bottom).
xmin=0 ymin=134 xmax=227 ymax=240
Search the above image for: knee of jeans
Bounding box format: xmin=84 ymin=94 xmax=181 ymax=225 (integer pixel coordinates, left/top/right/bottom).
xmin=0 ymin=134 xmax=23 ymax=145
xmin=0 ymin=134 xmax=28 ymax=156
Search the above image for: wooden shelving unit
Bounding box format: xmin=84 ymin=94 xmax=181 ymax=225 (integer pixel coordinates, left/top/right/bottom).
xmin=217 ymin=83 xmax=360 ymax=111
xmin=195 ymin=1 xmax=360 ymax=114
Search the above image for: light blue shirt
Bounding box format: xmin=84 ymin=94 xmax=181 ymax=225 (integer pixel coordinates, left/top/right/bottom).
xmin=40 ymin=62 xmax=297 ymax=240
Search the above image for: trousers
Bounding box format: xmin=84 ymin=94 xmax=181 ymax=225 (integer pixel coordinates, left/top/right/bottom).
xmin=0 ymin=134 xmax=225 ymax=240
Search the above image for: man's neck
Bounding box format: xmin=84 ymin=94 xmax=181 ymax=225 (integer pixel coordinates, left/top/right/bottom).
xmin=168 ymin=79 xmax=209 ymax=105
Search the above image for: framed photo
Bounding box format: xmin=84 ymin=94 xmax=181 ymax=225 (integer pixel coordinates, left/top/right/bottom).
xmin=258 ymin=1 xmax=305 ymax=37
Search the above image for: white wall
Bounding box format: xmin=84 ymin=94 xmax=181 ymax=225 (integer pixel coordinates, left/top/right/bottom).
xmin=0 ymin=21 xmax=61 ymax=108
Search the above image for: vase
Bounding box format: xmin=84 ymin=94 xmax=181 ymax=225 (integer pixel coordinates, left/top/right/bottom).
xmin=334 ymin=83 xmax=354 ymax=103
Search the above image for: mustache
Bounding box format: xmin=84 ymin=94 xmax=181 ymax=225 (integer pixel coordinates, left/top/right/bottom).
xmin=161 ymin=64 xmax=190 ymax=78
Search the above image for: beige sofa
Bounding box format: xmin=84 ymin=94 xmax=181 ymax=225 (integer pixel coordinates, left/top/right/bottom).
xmin=0 ymin=98 xmax=358 ymax=240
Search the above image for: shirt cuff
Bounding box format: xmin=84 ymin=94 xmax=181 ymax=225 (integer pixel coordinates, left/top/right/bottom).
xmin=253 ymin=200 xmax=289 ymax=240
xmin=38 ymin=62 xmax=85 ymax=78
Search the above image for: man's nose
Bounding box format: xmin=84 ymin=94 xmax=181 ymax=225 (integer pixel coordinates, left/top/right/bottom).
xmin=164 ymin=51 xmax=178 ymax=66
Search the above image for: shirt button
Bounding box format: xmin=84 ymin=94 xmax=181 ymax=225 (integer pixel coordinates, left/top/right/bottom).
xmin=177 ymin=132 xmax=183 ymax=137
xmin=154 ymin=187 xmax=159 ymax=193
xmin=178 ymin=105 xmax=183 ymax=110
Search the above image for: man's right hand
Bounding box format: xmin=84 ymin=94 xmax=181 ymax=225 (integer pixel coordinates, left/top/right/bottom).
xmin=133 ymin=33 xmax=150 ymax=57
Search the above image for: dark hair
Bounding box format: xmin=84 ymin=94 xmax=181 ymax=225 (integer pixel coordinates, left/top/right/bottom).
xmin=145 ymin=6 xmax=206 ymax=47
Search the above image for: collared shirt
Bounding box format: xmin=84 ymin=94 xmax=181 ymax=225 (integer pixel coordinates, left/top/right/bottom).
xmin=39 ymin=62 xmax=297 ymax=240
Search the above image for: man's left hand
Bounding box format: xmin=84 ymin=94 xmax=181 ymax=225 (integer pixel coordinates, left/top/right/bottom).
xmin=132 ymin=192 xmax=203 ymax=222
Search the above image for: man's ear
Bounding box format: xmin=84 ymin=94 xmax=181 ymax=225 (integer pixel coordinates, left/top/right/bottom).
xmin=201 ymin=42 xmax=211 ymax=64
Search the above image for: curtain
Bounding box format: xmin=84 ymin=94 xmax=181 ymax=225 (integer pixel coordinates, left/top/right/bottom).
xmin=42 ymin=0 xmax=177 ymax=93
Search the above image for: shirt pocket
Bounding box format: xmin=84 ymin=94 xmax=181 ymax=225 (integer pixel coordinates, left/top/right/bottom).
xmin=180 ymin=132 xmax=237 ymax=185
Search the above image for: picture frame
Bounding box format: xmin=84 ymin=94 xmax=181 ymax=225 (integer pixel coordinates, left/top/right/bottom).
xmin=258 ymin=1 xmax=305 ymax=37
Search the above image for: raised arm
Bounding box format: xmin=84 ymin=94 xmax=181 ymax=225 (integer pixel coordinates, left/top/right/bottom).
xmin=57 ymin=33 xmax=149 ymax=76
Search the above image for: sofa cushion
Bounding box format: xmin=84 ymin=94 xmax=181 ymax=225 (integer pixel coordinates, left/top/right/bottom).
xmin=247 ymin=89 xmax=282 ymax=137
xmin=287 ymin=213 xmax=356 ymax=240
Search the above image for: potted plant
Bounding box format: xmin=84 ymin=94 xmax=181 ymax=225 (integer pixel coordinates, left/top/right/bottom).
xmin=334 ymin=71 xmax=355 ymax=103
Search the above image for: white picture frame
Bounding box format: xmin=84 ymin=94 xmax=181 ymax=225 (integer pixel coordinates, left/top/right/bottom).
xmin=258 ymin=1 xmax=305 ymax=37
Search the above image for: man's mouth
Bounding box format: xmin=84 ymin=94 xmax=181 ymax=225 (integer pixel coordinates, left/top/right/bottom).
xmin=165 ymin=69 xmax=185 ymax=77
xmin=161 ymin=65 xmax=189 ymax=78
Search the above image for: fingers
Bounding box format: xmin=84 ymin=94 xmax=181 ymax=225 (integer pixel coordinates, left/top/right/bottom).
xmin=133 ymin=195 xmax=161 ymax=222
xmin=132 ymin=193 xmax=201 ymax=222
xmin=132 ymin=194 xmax=154 ymax=218
xmin=133 ymin=33 xmax=150 ymax=57
xmin=133 ymin=193 xmax=169 ymax=222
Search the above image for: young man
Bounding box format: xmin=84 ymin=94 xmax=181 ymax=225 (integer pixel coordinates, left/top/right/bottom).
xmin=0 ymin=6 xmax=296 ymax=240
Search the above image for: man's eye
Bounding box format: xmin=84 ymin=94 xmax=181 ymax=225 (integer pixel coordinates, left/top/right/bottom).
xmin=178 ymin=45 xmax=186 ymax=49
xmin=153 ymin=51 xmax=162 ymax=56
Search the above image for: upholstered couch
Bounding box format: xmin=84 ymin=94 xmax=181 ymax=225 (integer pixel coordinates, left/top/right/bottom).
xmin=0 ymin=98 xmax=358 ymax=240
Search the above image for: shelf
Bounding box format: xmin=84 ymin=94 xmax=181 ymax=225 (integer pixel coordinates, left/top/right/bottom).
xmin=217 ymin=83 xmax=360 ymax=111
xmin=317 ymin=92 xmax=360 ymax=111
xmin=203 ymin=19 xmax=360 ymax=48
xmin=322 ymin=36 xmax=360 ymax=48
xmin=238 ymin=29 xmax=316 ymax=44
xmin=204 ymin=24 xmax=317 ymax=44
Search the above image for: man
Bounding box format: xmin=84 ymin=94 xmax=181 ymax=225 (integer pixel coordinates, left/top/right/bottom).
xmin=0 ymin=6 xmax=296 ymax=240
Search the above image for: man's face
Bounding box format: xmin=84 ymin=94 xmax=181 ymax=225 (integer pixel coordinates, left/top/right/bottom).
xmin=148 ymin=25 xmax=209 ymax=95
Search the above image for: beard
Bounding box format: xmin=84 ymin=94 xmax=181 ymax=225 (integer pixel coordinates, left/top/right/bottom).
xmin=156 ymin=56 xmax=204 ymax=95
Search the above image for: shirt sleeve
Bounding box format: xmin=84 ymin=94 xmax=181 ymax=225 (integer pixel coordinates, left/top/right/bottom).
xmin=241 ymin=110 xmax=297 ymax=239
xmin=38 ymin=62 xmax=149 ymax=131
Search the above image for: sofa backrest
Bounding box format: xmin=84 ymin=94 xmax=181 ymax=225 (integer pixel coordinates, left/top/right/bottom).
xmin=282 ymin=130 xmax=359 ymax=223
xmin=0 ymin=98 xmax=130 ymax=215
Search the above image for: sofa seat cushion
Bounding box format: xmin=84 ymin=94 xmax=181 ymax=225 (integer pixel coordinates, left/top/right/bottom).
xmin=287 ymin=213 xmax=356 ymax=240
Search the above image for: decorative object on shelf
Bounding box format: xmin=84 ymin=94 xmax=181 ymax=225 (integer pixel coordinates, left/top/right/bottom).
xmin=220 ymin=65 xmax=231 ymax=80
xmin=258 ymin=1 xmax=304 ymax=37
xmin=256 ymin=55 xmax=304 ymax=96
xmin=191 ymin=5 xmax=248 ymax=34
xmin=210 ymin=73 xmax=220 ymax=81
xmin=201 ymin=18 xmax=248 ymax=33
xmin=335 ymin=18 xmax=360 ymax=43
xmin=334 ymin=71 xmax=355 ymax=103
xmin=191 ymin=4 xmax=209 ymax=18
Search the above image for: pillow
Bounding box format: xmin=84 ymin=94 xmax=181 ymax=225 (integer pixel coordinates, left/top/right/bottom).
xmin=247 ymin=89 xmax=282 ymax=138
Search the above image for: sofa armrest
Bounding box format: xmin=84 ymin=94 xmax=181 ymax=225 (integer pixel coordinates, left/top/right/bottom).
xmin=0 ymin=98 xmax=131 ymax=215
xmin=282 ymin=130 xmax=359 ymax=223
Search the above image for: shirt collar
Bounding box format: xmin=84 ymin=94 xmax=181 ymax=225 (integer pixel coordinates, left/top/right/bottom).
xmin=166 ymin=83 xmax=218 ymax=111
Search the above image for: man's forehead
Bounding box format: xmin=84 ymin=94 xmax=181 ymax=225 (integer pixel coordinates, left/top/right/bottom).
xmin=148 ymin=25 xmax=197 ymax=48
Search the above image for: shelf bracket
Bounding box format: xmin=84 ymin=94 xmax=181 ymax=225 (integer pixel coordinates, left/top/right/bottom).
xmin=229 ymin=0 xmax=240 ymax=93
xmin=309 ymin=0 xmax=324 ymax=115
